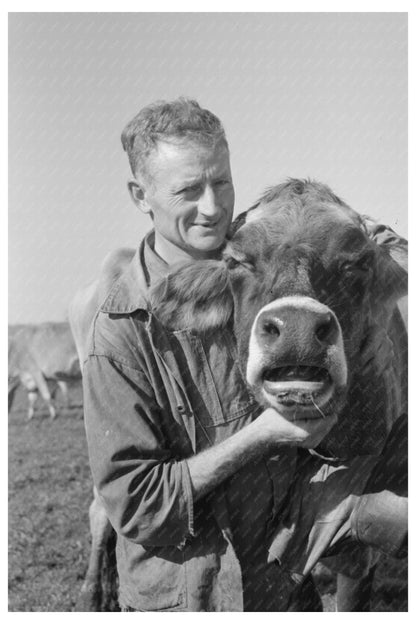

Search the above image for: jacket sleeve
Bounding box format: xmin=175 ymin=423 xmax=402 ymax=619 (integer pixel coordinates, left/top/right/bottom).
xmin=83 ymin=330 xmax=195 ymax=549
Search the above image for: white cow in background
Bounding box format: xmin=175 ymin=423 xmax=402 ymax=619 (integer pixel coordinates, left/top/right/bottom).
xmin=8 ymin=322 xmax=81 ymax=420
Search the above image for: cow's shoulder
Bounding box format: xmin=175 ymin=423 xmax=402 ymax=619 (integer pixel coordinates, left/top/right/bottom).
xmin=69 ymin=248 xmax=135 ymax=365
xmin=98 ymin=247 xmax=135 ymax=301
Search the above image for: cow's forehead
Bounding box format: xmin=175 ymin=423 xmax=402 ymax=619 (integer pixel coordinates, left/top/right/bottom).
xmin=244 ymin=198 xmax=357 ymax=227
xmin=228 ymin=200 xmax=367 ymax=258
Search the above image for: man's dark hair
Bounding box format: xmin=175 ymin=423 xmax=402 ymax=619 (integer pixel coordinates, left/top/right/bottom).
xmin=121 ymin=97 xmax=228 ymax=180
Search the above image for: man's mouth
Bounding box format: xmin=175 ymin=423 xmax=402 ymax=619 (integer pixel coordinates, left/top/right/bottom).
xmin=193 ymin=221 xmax=220 ymax=228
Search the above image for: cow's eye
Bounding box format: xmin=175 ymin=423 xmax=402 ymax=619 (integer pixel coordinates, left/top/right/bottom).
xmin=340 ymin=262 xmax=358 ymax=274
xmin=340 ymin=254 xmax=373 ymax=277
xmin=225 ymin=256 xmax=240 ymax=270
xmin=337 ymin=256 xmax=374 ymax=301
xmin=224 ymin=255 xmax=254 ymax=272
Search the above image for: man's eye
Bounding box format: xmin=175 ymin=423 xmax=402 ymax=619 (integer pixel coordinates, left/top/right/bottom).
xmin=215 ymin=179 xmax=229 ymax=187
xmin=180 ymin=184 xmax=200 ymax=194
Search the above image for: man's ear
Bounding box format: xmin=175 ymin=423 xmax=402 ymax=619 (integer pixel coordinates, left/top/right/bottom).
xmin=127 ymin=179 xmax=151 ymax=215
xmin=149 ymin=260 xmax=234 ymax=333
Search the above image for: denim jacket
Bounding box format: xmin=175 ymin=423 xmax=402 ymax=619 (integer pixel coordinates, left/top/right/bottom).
xmin=83 ymin=235 xmax=297 ymax=611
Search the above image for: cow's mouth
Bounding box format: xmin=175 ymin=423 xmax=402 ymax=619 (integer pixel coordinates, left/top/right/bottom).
xmin=262 ymin=365 xmax=332 ymax=407
xmin=263 ymin=365 xmax=329 ymax=384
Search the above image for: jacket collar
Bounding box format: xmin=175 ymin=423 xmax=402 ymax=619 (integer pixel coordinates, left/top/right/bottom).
xmin=100 ymin=231 xmax=225 ymax=315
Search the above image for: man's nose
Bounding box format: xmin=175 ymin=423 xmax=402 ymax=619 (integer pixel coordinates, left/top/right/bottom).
xmin=198 ymin=186 xmax=220 ymax=217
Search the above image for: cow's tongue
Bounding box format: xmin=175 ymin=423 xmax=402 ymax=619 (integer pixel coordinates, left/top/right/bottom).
xmin=263 ymin=365 xmax=328 ymax=383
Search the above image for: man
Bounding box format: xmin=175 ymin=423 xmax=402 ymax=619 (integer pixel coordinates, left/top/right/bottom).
xmin=83 ymin=98 xmax=407 ymax=611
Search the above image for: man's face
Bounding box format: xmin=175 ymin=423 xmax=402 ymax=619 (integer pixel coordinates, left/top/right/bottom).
xmin=139 ymin=139 xmax=235 ymax=259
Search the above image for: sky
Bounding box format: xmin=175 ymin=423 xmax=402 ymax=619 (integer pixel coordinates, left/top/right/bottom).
xmin=8 ymin=12 xmax=408 ymax=324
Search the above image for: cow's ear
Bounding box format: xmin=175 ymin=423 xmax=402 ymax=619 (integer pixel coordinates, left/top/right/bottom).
xmin=149 ymin=260 xmax=233 ymax=332
xmin=370 ymin=242 xmax=408 ymax=324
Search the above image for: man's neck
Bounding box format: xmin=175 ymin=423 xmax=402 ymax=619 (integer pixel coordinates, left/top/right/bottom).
xmin=154 ymin=232 xmax=218 ymax=266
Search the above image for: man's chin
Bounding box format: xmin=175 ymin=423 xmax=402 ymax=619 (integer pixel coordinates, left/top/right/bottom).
xmin=188 ymin=236 xmax=225 ymax=254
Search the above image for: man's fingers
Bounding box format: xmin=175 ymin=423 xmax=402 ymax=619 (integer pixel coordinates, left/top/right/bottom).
xmin=294 ymin=415 xmax=337 ymax=448
xmin=292 ymin=415 xmax=337 ymax=429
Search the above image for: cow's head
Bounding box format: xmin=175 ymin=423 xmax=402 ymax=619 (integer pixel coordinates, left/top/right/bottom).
xmin=150 ymin=179 xmax=407 ymax=422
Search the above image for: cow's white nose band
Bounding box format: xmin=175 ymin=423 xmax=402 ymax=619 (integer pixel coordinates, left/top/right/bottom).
xmin=246 ymin=295 xmax=347 ymax=388
xmin=254 ymin=295 xmax=335 ymax=317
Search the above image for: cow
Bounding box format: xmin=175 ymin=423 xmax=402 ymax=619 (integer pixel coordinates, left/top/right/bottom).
xmin=8 ymin=322 xmax=82 ymax=420
xmin=149 ymin=179 xmax=408 ymax=610
xmin=151 ymin=182 xmax=406 ymax=438
xmin=71 ymin=179 xmax=407 ymax=611
xmin=69 ymin=248 xmax=134 ymax=611
xmin=69 ymin=249 xmax=135 ymax=365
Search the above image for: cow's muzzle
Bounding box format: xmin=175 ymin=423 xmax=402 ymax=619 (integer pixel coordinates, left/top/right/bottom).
xmin=246 ymin=296 xmax=348 ymax=417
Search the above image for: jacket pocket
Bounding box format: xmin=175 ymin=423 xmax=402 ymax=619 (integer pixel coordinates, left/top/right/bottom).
xmin=182 ymin=328 xmax=258 ymax=427
xmin=118 ymin=542 xmax=187 ymax=611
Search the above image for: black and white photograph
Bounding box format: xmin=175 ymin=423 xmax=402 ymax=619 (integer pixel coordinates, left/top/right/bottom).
xmin=8 ymin=8 xmax=409 ymax=612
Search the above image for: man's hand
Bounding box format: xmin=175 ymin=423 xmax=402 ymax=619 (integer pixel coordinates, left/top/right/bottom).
xmin=253 ymin=408 xmax=338 ymax=450
xmin=187 ymin=407 xmax=337 ymax=501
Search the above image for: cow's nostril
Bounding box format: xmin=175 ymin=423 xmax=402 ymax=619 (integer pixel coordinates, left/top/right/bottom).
xmin=315 ymin=319 xmax=334 ymax=342
xmin=262 ymin=321 xmax=280 ymax=336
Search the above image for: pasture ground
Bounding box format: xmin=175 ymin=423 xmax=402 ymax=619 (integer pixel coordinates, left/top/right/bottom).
xmin=8 ymin=384 xmax=407 ymax=612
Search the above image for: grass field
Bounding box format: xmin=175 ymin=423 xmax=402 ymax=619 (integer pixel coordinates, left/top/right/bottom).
xmin=8 ymin=383 xmax=91 ymax=612
xmin=8 ymin=383 xmax=408 ymax=612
